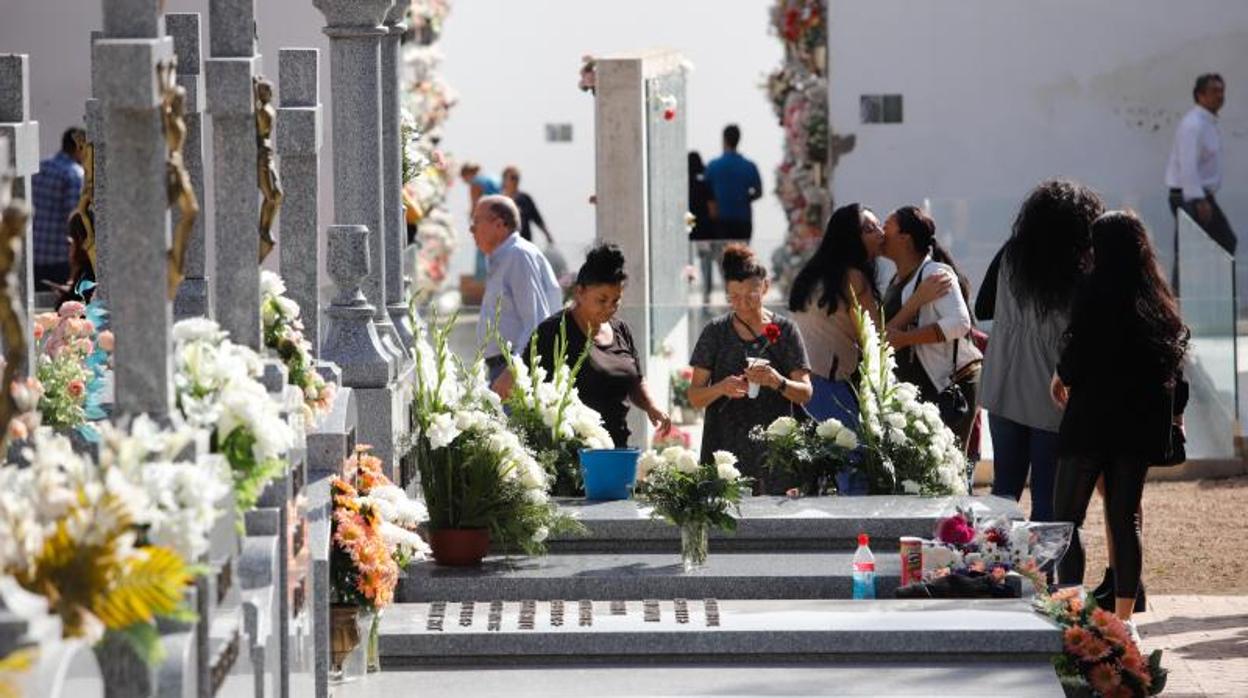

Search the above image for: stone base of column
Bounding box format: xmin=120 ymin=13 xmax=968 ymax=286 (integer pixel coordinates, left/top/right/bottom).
xmin=173 ymin=276 xmax=211 ymax=320
xmin=374 ymin=315 xmax=408 ymax=363
xmin=353 ymin=361 xmax=412 ymax=484
xmin=387 ymin=301 xmax=415 ymax=349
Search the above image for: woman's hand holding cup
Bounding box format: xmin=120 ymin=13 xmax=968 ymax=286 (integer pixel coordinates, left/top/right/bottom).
xmin=716 ymin=374 xmax=749 ymax=400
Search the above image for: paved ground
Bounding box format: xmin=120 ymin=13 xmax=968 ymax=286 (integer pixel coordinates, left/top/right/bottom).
xmin=1138 ymin=595 xmax=1248 ymax=697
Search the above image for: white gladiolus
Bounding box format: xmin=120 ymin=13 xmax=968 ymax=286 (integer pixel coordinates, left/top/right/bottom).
xmin=427 ymin=412 xmax=461 ymax=450
xmin=259 ymin=269 xmax=287 ymax=297
xmin=885 ymin=412 xmax=907 ymax=430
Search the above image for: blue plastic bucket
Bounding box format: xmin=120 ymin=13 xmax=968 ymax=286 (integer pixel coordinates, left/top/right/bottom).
xmin=579 ymin=448 xmax=641 ymax=500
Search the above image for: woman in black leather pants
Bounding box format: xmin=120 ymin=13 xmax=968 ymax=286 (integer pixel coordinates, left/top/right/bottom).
xmin=1050 ymin=211 xmax=1188 ymax=628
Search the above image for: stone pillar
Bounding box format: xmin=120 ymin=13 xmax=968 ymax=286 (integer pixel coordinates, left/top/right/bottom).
xmin=205 ymin=0 xmax=262 ymax=349
xmin=167 ymin=13 xmax=212 ymax=320
xmin=276 ymin=48 xmax=324 ymax=356
xmin=381 ymin=4 xmax=413 ymax=350
xmin=0 ymin=54 xmax=38 ymax=369
xmin=86 ymin=31 xmax=110 ymax=304
xmin=93 ymin=0 xmax=174 ymax=418
xmin=321 ymin=225 xmax=391 ymax=387
xmin=313 ymin=0 xmax=404 ymax=365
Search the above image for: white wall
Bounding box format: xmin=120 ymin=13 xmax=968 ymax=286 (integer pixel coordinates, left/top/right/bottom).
xmin=2 ymin=0 xmax=787 ymax=292
xmin=436 ymin=0 xmax=785 ymax=280
xmin=827 ymin=0 xmax=1248 ymax=287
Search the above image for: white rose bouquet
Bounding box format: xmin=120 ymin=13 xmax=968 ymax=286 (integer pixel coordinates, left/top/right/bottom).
xmin=635 ymin=447 xmax=752 ymax=569
xmin=851 ymin=300 xmax=968 ymax=496
xmin=750 ymin=415 xmax=857 ymax=495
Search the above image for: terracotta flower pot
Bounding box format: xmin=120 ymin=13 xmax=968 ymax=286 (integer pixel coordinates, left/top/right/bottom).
xmin=429 ymin=528 xmax=491 ymax=566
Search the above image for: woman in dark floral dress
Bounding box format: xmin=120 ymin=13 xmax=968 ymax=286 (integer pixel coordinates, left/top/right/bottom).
xmin=687 ymin=244 xmax=812 ymax=493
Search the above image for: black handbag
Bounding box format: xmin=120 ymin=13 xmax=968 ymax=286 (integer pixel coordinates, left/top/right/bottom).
xmin=1153 ymin=377 xmax=1189 ymax=467
xmin=936 ymin=338 xmax=973 ymax=425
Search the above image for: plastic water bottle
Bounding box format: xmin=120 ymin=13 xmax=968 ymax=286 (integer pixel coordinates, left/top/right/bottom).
xmin=852 ymin=533 xmax=876 ymax=600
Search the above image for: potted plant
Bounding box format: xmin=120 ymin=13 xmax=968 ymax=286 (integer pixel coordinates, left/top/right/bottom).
xmin=634 ymin=447 xmax=752 ymax=571
xmin=411 ymin=315 xmax=582 ymax=566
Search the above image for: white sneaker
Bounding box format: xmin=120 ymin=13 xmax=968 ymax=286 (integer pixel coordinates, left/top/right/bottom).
xmin=1124 ymin=619 xmax=1142 ymax=645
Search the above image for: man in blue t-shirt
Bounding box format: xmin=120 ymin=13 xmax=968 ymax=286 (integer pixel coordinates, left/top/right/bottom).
xmin=704 ymin=124 xmax=762 ymax=241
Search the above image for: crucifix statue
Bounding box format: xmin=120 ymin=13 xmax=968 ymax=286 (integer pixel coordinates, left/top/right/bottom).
xmin=254 ymin=76 xmax=282 ymax=262
xmin=161 ymin=57 xmax=199 ymax=300
xmin=0 ymin=163 xmax=29 ymax=441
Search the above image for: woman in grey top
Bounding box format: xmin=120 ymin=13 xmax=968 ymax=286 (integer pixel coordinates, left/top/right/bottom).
xmin=688 ymin=244 xmax=813 ymax=494
xmin=979 ymin=180 xmax=1104 ymax=521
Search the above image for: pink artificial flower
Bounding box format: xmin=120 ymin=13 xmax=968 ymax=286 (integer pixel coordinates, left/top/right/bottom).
xmin=73 ymin=338 xmax=94 ymax=356
xmin=936 ymin=513 xmax=975 ymax=545
xmin=678 ymin=366 xmax=694 ymax=381
xmin=57 ymin=301 xmax=85 ymax=319
xmin=7 ymin=418 xmax=27 ymax=441
xmin=32 ymin=324 xmax=44 ymax=341
xmin=98 ymin=330 xmax=115 ymax=352
xmin=67 ymin=379 xmax=86 ymax=399
xmin=33 ymin=312 xmax=59 ymax=333
xmin=81 ymin=319 xmax=95 ymax=336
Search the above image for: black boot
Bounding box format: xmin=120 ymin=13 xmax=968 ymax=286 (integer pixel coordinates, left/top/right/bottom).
xmin=1091 ymin=567 xmax=1114 ymax=603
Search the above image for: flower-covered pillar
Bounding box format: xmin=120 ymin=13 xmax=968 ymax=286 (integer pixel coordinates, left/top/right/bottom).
xmin=765 ymin=0 xmax=832 ymax=292
xmin=401 ymin=0 xmax=459 ymax=310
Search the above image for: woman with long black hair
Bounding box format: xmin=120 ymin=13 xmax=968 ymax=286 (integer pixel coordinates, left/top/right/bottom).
xmin=880 ymin=206 xmax=982 ymax=452
xmin=980 ymin=180 xmax=1104 ymax=522
xmin=1052 ymin=211 xmax=1188 ymax=631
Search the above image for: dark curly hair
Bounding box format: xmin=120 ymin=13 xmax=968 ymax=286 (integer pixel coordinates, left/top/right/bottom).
xmin=721 ymin=243 xmax=766 ymax=282
xmin=1006 ymin=179 xmax=1105 ymax=315
xmin=575 ymin=243 xmax=628 ymax=287
xmin=1066 ymin=211 xmax=1188 ymax=386
xmin=788 ymin=203 xmax=878 ymax=314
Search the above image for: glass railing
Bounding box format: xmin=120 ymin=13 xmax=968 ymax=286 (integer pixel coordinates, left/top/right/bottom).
xmin=1177 ymin=208 xmax=1239 ymax=459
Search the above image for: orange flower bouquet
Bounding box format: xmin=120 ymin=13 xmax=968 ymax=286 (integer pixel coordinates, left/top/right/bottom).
xmin=329 ymin=477 xmax=399 ymax=611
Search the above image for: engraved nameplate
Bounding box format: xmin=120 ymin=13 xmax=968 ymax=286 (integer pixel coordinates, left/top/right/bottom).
xmin=210 ymin=627 xmax=241 ymax=695
xmin=216 ymin=559 xmax=233 ymax=606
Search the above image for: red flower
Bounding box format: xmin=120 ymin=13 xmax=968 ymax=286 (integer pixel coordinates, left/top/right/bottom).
xmin=763 ymin=323 xmax=782 ymax=344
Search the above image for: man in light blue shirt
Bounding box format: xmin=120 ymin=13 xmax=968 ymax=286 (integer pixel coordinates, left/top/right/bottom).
xmin=472 ymin=195 xmax=562 ymax=386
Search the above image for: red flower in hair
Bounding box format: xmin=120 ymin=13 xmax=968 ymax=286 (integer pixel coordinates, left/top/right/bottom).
xmin=763 ymin=323 xmax=782 ymax=344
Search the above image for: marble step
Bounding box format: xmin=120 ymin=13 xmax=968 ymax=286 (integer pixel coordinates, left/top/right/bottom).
xmin=377 ymin=598 xmax=1062 ymax=667
xmin=340 ymin=662 xmax=1066 ymax=697
xmin=547 ymin=495 xmax=1022 ymax=553
xmin=400 ymin=552 xmax=908 ymax=602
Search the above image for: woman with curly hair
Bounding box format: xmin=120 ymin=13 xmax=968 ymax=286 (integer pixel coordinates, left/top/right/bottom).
xmin=688 ymin=244 xmax=812 ymax=493
xmin=980 ymin=180 xmax=1105 ymax=522
xmin=1052 ymin=211 xmax=1188 ymax=630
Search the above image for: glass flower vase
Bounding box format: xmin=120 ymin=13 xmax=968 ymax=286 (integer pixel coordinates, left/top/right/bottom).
xmin=680 ymin=521 xmax=709 ymax=572
xmin=366 ymin=608 xmax=382 ymax=673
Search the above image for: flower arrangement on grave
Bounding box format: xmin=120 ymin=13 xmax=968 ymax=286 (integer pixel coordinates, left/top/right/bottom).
xmin=411 ymin=315 xmax=582 ymax=562
xmin=259 ymin=271 xmax=334 ymax=420
xmin=96 ymin=415 xmax=231 ymax=562
xmin=669 ymin=365 xmax=694 ymax=412
xmin=0 ymin=429 xmax=197 ymax=666
xmin=651 ymin=424 xmax=692 ymax=450
xmin=329 ymin=476 xmax=400 ymax=612
xmin=346 ymin=445 xmax=430 ymax=567
xmin=851 ymin=301 xmax=968 ymax=496
xmin=896 ymin=507 xmax=1073 ymax=599
xmin=172 ymin=318 xmax=294 ymax=515
xmin=502 ymin=316 xmax=615 ymax=496
xmin=751 ymin=415 xmax=857 ymax=496
xmin=30 ymin=300 xmax=112 ymax=436
xmin=1037 ymin=588 xmax=1167 ymax=697
xmin=634 ymin=447 xmax=752 ymax=571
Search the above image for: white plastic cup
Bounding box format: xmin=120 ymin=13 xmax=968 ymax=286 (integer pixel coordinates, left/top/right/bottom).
xmin=745 ymin=357 xmax=769 ymax=399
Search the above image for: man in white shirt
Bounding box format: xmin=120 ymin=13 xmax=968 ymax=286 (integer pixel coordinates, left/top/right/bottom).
xmin=1166 ymin=73 xmax=1234 ymax=289
xmin=470 ymin=195 xmax=562 ymax=387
